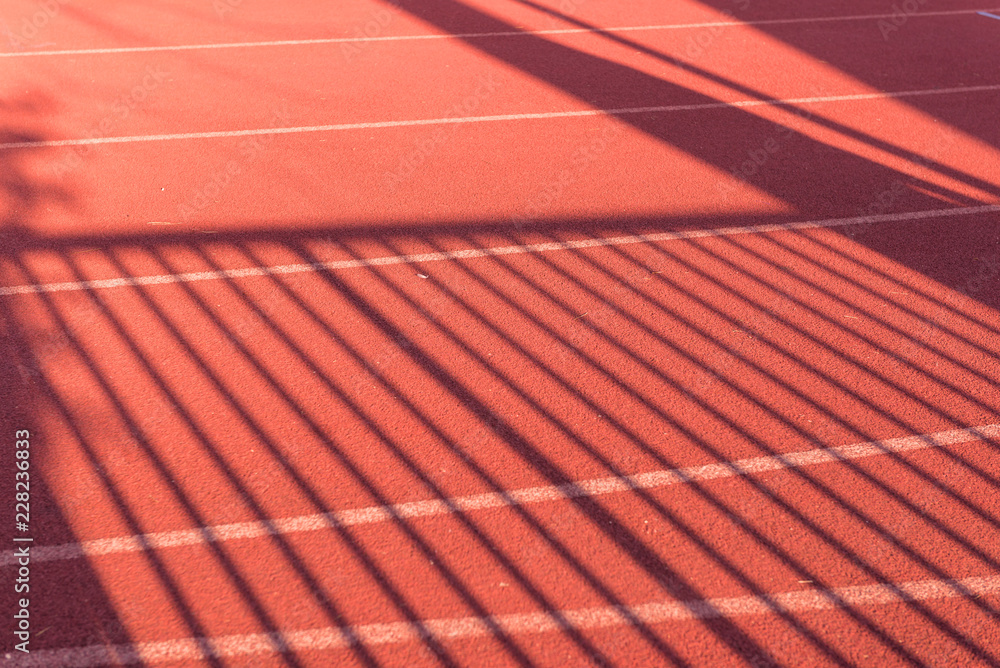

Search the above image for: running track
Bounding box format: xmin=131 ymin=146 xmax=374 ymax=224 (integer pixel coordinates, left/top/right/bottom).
xmin=1 ymin=0 xmax=999 ymax=665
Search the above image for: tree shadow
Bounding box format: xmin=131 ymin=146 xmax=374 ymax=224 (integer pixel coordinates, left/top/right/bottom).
xmin=0 ymin=94 xmax=148 ymax=661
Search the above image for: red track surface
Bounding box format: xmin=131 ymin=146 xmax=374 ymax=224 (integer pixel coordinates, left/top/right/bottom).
xmin=2 ymin=0 xmax=1000 ymax=666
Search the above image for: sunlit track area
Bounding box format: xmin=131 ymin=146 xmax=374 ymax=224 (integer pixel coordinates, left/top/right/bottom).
xmin=2 ymin=0 xmax=999 ymax=666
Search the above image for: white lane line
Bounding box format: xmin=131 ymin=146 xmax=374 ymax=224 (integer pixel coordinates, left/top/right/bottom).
xmin=3 ymin=84 xmax=1000 ymax=151
xmin=8 ymin=574 xmax=1000 ymax=666
xmin=2 ymin=205 xmax=1000 ymax=298
xmin=2 ymin=424 xmax=995 ymax=567
xmin=0 ymin=8 xmax=995 ymax=57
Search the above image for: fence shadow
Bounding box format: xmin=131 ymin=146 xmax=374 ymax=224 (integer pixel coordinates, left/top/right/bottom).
xmin=0 ymin=95 xmax=151 ymax=662
xmin=2 ymin=209 xmax=999 ymax=664
xmin=2 ymin=0 xmax=1000 ymax=664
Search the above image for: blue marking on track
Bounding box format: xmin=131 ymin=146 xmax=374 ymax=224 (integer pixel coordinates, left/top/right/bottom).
xmin=978 ymin=10 xmax=1000 ymax=20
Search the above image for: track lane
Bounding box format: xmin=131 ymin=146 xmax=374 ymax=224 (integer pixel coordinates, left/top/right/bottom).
xmin=4 ymin=5 xmax=1000 ymax=235
xmin=3 ymin=0 xmax=1000 ymax=665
